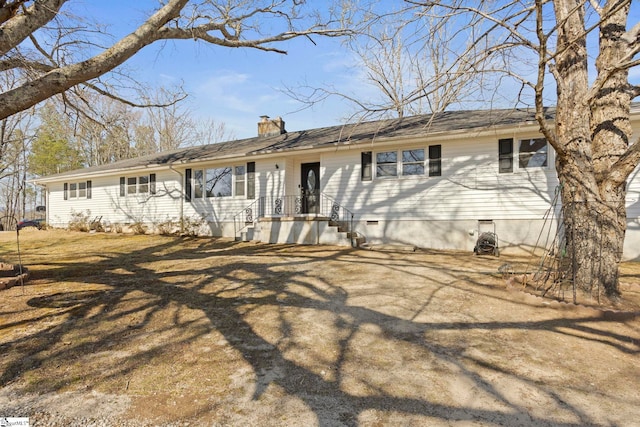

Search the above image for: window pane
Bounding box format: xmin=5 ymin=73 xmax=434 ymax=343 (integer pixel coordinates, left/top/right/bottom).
xmin=377 ymin=164 xmax=397 ymax=177
xmin=519 ymin=138 xmax=548 ymax=168
xmin=402 ymin=149 xmax=424 ymax=163
xmin=194 ymin=169 xmax=204 ymax=198
xmin=70 ymin=183 xmax=77 ymax=198
xmin=127 ymin=177 xmax=137 ymax=194
xmin=403 ymin=164 xmax=425 ymax=175
xmin=376 ymin=151 xmax=397 ymax=163
xmin=206 ymin=167 xmax=232 ymax=197
xmin=138 ymin=175 xmax=149 ymax=193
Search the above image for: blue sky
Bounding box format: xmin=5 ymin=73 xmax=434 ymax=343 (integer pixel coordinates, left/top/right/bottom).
xmin=82 ymin=0 xmax=362 ymax=140
xmin=80 ymin=1 xmax=640 ymax=140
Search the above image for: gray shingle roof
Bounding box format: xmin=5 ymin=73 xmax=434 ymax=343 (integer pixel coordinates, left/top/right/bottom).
xmin=37 ymin=106 xmax=553 ymax=180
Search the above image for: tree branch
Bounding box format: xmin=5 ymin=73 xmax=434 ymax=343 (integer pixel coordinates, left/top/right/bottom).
xmin=0 ymin=0 xmax=188 ymax=120
xmin=0 ymin=0 xmax=67 ymax=56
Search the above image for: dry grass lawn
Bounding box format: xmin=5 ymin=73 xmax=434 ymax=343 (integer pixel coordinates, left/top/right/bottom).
xmin=0 ymin=229 xmax=639 ymax=426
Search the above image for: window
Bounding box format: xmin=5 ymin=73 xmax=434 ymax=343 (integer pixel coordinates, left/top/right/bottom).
xmin=127 ymin=177 xmax=137 ymax=194
xmin=402 ymin=149 xmax=425 ymax=176
xmin=499 ymin=138 xmax=514 ymax=173
xmin=519 ymin=138 xmax=548 ymax=168
xmin=138 ymin=176 xmax=149 ymax=194
xmin=120 ymin=174 xmax=156 ymax=196
xmin=64 ymin=181 xmax=92 ymax=200
xmin=361 ymin=151 xmax=372 ymax=181
xmin=78 ymin=181 xmax=87 ymax=198
xmin=235 ymin=165 xmax=245 ymax=197
xmin=190 ymin=168 xmax=233 ymax=199
xmin=376 ymin=151 xmax=397 ymax=177
xmin=428 ymin=145 xmax=441 ymax=177
xmin=206 ymin=167 xmax=232 ymax=197
xmin=185 ymin=169 xmax=192 ymax=201
xmin=372 ymin=147 xmax=441 ymax=179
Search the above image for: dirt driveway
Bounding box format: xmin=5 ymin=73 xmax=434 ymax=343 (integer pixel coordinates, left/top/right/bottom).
xmin=0 ymin=230 xmax=639 ymax=426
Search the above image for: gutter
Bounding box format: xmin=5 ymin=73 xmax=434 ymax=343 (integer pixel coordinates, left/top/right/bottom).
xmin=168 ymin=164 xmax=185 ymax=235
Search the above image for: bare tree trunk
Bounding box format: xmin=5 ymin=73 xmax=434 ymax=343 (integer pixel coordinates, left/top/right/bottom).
xmin=552 ymin=0 xmax=605 ymax=298
xmin=552 ymin=0 xmax=632 ymax=300
xmin=590 ymin=1 xmax=632 ymax=300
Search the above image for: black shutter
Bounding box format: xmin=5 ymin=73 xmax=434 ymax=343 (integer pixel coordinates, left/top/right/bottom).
xmin=63 ymin=183 xmax=68 ymax=200
xmin=185 ymin=168 xmax=192 ymax=202
xmin=150 ymin=173 xmax=156 ymax=195
xmin=86 ymin=181 xmax=92 ymax=199
xmin=120 ymin=177 xmax=126 ymax=196
xmin=361 ymin=151 xmax=372 ymax=181
xmin=429 ymin=145 xmax=442 ymax=177
xmin=246 ymin=162 xmax=255 ymax=199
xmin=499 ymin=138 xmax=514 ymax=173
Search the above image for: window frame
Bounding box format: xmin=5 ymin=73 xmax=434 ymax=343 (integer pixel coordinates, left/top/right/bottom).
xmin=375 ymin=150 xmax=399 ymax=178
xmin=498 ymin=138 xmax=514 ymax=174
xmin=402 ymin=148 xmax=425 ymax=176
xmin=205 ymin=166 xmax=232 ymax=198
xmin=361 ymin=151 xmax=373 ymax=181
xmin=64 ymin=180 xmax=92 ymax=200
xmin=119 ymin=174 xmax=157 ymax=196
xmin=518 ymin=138 xmax=549 ymax=169
xmin=371 ymin=145 xmax=442 ymax=179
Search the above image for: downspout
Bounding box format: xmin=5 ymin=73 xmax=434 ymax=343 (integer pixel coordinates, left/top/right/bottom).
xmin=168 ymin=164 xmax=185 ymax=234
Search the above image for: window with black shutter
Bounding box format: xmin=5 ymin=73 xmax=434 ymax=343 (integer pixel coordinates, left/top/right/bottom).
xmin=120 ymin=177 xmax=126 ymax=196
xmin=499 ymin=138 xmax=514 ymax=173
xmin=64 ymin=183 xmax=68 ymax=200
xmin=428 ymin=145 xmax=442 ymax=177
xmin=246 ymin=162 xmax=256 ymax=199
xmin=361 ymin=152 xmax=372 ymax=181
xmin=185 ymin=168 xmax=192 ymax=202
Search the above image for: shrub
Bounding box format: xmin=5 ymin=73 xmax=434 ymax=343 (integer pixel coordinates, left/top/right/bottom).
xmin=68 ymin=210 xmax=91 ymax=232
xmin=181 ymin=216 xmax=206 ymax=237
xmin=131 ymin=221 xmax=147 ymax=235
xmin=156 ymin=218 xmax=180 ymax=236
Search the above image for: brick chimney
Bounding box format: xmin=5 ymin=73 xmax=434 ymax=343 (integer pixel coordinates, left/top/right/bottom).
xmin=258 ymin=115 xmax=286 ymax=137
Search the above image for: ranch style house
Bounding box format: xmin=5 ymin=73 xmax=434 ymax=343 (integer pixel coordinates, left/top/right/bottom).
xmin=31 ymin=106 xmax=640 ymax=259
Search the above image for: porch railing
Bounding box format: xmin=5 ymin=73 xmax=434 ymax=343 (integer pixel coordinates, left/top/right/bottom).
xmin=233 ymin=197 xmax=264 ymax=238
xmin=233 ymin=193 xmax=356 ymax=246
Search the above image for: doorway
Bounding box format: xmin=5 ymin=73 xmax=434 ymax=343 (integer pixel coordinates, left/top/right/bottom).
xmin=300 ymin=162 xmax=320 ymax=214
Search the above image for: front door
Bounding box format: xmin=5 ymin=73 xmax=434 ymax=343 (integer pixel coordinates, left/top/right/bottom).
xmin=300 ymin=162 xmax=320 ymax=214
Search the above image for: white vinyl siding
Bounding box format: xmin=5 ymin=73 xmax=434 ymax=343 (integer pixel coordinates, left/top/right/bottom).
xmin=48 ymin=171 xmax=180 ymax=228
xmin=320 ymin=136 xmax=558 ymax=222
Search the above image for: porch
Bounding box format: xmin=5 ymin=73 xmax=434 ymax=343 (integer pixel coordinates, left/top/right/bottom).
xmin=233 ymin=193 xmax=362 ymax=246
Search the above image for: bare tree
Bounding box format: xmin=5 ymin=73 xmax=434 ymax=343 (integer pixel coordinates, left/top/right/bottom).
xmin=348 ymin=0 xmax=638 ymax=300
xmin=137 ymin=87 xmax=197 ymax=155
xmin=193 ymin=117 xmax=237 ymax=145
xmin=0 ymin=0 xmax=354 ymax=121
xmin=286 ymin=3 xmax=496 ymax=122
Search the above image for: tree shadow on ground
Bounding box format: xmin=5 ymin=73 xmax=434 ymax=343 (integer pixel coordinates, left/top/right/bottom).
xmin=1 ymin=236 xmax=639 ymax=426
